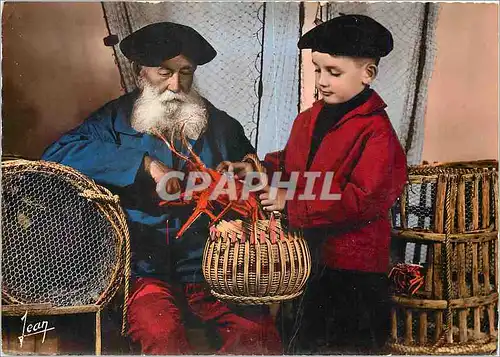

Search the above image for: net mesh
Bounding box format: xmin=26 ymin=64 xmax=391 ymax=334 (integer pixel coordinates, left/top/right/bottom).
xmin=1 ymin=162 xmax=121 ymax=306
xmin=392 ymin=181 xmax=438 ymax=232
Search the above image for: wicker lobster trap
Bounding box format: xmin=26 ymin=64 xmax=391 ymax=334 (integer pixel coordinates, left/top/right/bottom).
xmin=1 ymin=159 xmax=131 ymax=354
xmin=388 ymin=160 xmax=498 ymax=355
xmin=202 ymin=215 xmax=311 ymax=305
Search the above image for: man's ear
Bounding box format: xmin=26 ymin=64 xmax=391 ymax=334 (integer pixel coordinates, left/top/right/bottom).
xmin=133 ymin=62 xmax=144 ymax=88
xmin=362 ymin=63 xmax=378 ymax=86
xmin=133 ymin=62 xmax=142 ymax=77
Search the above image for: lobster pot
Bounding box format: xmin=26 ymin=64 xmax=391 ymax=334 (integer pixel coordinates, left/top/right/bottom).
xmin=202 ymin=219 xmax=311 ymax=305
xmin=1 ymin=159 xmax=130 ymax=307
xmin=1 ymin=159 xmax=131 ymax=354
xmin=389 ymin=161 xmax=498 ymax=355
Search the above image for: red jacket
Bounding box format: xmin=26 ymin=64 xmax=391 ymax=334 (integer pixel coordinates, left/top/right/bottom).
xmin=264 ymin=91 xmax=408 ymax=273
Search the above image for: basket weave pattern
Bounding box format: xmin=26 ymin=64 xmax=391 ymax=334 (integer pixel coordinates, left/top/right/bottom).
xmin=202 ymin=218 xmax=311 ymax=305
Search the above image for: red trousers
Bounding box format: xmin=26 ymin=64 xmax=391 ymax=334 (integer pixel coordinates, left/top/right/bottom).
xmin=127 ymin=278 xmax=282 ymax=355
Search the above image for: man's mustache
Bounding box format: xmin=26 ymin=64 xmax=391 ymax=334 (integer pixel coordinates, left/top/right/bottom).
xmin=159 ymin=90 xmax=189 ymax=103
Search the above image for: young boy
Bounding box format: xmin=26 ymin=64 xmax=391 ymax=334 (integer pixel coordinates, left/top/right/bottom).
xmin=222 ymin=14 xmax=408 ymax=354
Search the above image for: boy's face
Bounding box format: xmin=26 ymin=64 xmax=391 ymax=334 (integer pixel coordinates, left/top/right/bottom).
xmin=312 ymin=52 xmax=376 ymax=105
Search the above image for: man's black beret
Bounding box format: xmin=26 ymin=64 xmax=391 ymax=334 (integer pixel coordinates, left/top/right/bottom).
xmin=298 ymin=14 xmax=393 ymax=58
xmin=120 ymin=22 xmax=217 ymax=67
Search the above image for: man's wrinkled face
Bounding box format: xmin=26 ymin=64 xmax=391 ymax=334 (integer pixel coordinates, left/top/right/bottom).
xmin=140 ymin=54 xmax=196 ymax=94
xmin=312 ymin=52 xmax=376 ymax=104
xmin=131 ymin=54 xmax=208 ymax=140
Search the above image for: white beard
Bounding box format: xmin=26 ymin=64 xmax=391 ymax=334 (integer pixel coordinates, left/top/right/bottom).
xmin=130 ymin=78 xmax=208 ymax=140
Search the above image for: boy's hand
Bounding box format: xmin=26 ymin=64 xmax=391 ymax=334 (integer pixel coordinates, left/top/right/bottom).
xmin=216 ymin=161 xmax=254 ymax=180
xmin=259 ymin=186 xmax=286 ymax=212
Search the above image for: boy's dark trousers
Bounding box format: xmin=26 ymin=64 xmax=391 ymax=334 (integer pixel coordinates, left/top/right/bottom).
xmin=279 ymin=267 xmax=391 ymax=355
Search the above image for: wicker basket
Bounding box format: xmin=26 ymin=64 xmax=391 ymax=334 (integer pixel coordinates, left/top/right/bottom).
xmin=389 ymin=161 xmax=498 ymax=355
xmin=202 ymin=216 xmax=311 ymax=305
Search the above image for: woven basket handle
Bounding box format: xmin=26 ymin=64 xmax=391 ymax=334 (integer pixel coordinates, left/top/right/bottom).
xmin=241 ymin=153 xmax=275 ymax=220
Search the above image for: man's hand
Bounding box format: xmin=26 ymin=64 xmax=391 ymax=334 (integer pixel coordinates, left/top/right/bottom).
xmin=259 ymin=186 xmax=286 ymax=212
xmin=216 ymin=161 xmax=254 ymax=180
xmin=144 ymin=156 xmax=181 ymax=194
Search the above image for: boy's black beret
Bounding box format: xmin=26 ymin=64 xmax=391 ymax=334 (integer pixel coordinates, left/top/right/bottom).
xmin=120 ymin=22 xmax=217 ymax=67
xmin=298 ymin=14 xmax=393 ymax=58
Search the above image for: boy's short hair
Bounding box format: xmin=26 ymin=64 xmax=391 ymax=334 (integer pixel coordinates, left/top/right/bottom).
xmin=354 ymin=57 xmax=381 ymax=67
xmin=298 ymin=14 xmax=393 ymax=61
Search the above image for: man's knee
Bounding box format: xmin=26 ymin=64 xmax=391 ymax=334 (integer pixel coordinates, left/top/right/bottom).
xmin=128 ymin=293 xmax=185 ymax=335
xmin=128 ymin=306 xmax=182 ymax=337
xmin=126 ymin=279 xmax=190 ymax=354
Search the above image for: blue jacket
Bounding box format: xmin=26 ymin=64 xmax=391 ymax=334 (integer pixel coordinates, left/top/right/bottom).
xmin=42 ymin=90 xmax=255 ymax=283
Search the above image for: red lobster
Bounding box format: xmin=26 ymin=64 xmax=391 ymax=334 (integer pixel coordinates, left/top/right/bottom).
xmin=388 ymin=263 xmax=425 ymax=296
xmin=156 ymin=133 xmax=266 ymax=241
